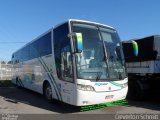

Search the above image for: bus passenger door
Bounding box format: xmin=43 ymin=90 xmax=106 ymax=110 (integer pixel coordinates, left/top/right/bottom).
xmin=53 ymin=22 xmax=75 ymax=104
xmin=60 ymin=51 xmax=75 ymax=104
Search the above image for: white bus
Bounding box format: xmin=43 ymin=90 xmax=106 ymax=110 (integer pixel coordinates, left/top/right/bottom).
xmin=11 ymin=19 xmax=128 ymax=106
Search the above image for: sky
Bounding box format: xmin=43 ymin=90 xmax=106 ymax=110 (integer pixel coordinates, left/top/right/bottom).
xmin=0 ymin=0 xmax=160 ymax=61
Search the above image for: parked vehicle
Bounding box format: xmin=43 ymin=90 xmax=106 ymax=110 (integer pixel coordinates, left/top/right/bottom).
xmin=122 ymin=35 xmax=160 ymax=100
xmin=11 ymin=19 xmax=128 ymax=106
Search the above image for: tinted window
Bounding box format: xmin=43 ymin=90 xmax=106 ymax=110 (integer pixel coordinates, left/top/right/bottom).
xmin=22 ymin=46 xmax=30 ymax=61
xmin=13 ymin=32 xmax=52 ymax=62
xmin=29 ymin=32 xmax=52 ymax=60
xmin=39 ymin=32 xmax=52 ymax=56
xmin=30 ymin=40 xmax=39 ymax=59
xmin=54 ymin=23 xmax=74 ymax=82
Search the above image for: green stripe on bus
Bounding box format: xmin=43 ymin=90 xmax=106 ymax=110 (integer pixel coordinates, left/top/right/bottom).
xmin=109 ymin=81 xmax=123 ymax=87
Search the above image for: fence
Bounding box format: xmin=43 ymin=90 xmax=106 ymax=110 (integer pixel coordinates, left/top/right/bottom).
xmin=0 ymin=64 xmax=12 ymax=80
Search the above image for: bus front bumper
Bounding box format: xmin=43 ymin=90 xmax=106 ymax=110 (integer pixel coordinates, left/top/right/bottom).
xmin=75 ymin=87 xmax=128 ymax=106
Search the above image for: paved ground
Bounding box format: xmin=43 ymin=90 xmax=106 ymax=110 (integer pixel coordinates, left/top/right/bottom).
xmin=0 ymin=87 xmax=160 ymax=119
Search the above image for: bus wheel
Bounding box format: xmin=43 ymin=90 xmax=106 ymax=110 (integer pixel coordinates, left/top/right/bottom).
xmin=129 ymin=80 xmax=147 ymax=100
xmin=44 ymin=82 xmax=52 ymax=101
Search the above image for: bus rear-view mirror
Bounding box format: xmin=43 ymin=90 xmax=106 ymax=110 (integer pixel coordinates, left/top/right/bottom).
xmin=68 ymin=32 xmax=83 ymax=53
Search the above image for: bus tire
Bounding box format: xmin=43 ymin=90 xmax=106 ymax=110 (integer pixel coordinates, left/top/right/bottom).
xmin=128 ymin=80 xmax=148 ymax=100
xmin=44 ymin=82 xmax=52 ymax=101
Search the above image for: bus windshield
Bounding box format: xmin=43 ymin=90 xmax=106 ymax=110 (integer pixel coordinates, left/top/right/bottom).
xmin=71 ymin=22 xmax=126 ymax=81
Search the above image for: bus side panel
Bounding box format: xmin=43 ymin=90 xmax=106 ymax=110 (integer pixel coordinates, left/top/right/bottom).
xmin=12 ymin=54 xmax=60 ymax=101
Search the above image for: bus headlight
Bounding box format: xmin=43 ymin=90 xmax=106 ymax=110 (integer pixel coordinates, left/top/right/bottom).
xmin=77 ymin=84 xmax=95 ymax=91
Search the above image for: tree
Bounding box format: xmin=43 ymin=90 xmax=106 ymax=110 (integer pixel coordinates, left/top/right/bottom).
xmin=7 ymin=61 xmax=12 ymax=64
xmin=1 ymin=61 xmax=6 ymax=64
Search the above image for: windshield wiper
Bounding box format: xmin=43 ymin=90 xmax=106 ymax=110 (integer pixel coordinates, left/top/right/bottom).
xmin=95 ymin=72 xmax=102 ymax=81
xmin=97 ymin=28 xmax=110 ymax=78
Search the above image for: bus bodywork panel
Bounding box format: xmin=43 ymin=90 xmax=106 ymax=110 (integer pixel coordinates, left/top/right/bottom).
xmin=74 ymin=78 xmax=128 ymax=106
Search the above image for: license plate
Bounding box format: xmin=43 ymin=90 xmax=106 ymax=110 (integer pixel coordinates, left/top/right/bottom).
xmin=105 ymin=95 xmax=114 ymax=99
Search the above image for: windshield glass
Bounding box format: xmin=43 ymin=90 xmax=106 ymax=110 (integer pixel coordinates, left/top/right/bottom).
xmin=71 ymin=22 xmax=126 ymax=81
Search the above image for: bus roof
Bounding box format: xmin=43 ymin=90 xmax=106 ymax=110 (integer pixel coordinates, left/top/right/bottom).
xmin=69 ymin=19 xmax=114 ymax=29
xmin=53 ymin=19 xmax=114 ymax=30
xmin=12 ymin=19 xmax=115 ymax=56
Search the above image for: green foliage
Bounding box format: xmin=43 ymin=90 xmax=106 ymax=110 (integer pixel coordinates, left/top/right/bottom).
xmin=0 ymin=80 xmax=13 ymax=87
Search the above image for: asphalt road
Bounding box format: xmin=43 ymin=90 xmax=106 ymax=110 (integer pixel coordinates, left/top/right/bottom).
xmin=0 ymin=87 xmax=160 ymax=120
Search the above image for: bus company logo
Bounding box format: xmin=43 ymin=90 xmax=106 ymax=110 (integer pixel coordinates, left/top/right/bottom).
xmin=95 ymin=83 xmax=108 ymax=86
